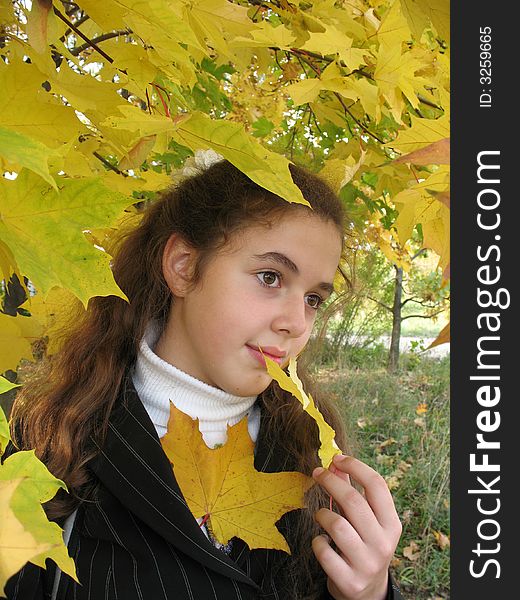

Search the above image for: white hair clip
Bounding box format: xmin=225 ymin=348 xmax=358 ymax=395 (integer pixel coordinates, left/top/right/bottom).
xmin=181 ymin=149 xmax=224 ymax=177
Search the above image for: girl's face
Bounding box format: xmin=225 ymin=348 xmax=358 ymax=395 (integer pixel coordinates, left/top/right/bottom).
xmin=159 ymin=211 xmax=343 ymax=397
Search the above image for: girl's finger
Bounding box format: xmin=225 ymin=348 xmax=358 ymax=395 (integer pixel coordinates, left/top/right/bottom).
xmin=330 ymin=455 xmax=402 ymax=533
xmin=314 ymin=507 xmax=369 ymax=563
xmin=329 ymin=461 xmax=351 ymax=484
xmin=313 ymin=467 xmax=383 ymax=543
xmin=311 ymin=533 xmax=353 ymax=582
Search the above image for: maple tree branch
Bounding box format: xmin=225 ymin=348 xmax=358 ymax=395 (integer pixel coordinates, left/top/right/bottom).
xmin=366 ymin=295 xmax=392 ymax=312
xmin=304 ymin=106 xmax=313 ymax=153
xmin=291 ymin=51 xmax=310 ymax=78
xmin=417 ymin=93 xmax=442 ymax=110
xmin=59 ymin=13 xmax=89 ymax=41
xmin=93 ymin=152 xmax=127 ymax=176
xmin=411 ymin=247 xmax=428 ymax=261
xmin=402 ymin=309 xmax=445 ymax=321
xmin=401 ymin=297 xmax=421 ymax=307
xmin=309 ymin=106 xmax=324 ymax=135
xmin=53 ymin=7 xmax=115 ymax=63
xmin=403 ymin=297 xmax=444 ymax=309
xmin=286 ymin=49 xmax=386 ymax=145
xmin=334 ymin=92 xmax=387 ymax=144
xmin=273 ymin=49 xmax=284 ymax=72
xmin=70 ymin=30 xmax=132 ymax=56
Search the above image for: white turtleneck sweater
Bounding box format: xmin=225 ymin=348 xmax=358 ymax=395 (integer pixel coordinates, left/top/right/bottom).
xmin=132 ymin=324 xmax=261 ymax=447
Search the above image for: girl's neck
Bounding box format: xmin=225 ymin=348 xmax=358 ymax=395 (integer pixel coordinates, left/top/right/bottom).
xmin=132 ymin=323 xmax=260 ymax=448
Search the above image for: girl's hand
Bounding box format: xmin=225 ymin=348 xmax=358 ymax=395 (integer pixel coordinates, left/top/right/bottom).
xmin=311 ymin=455 xmax=402 ymax=600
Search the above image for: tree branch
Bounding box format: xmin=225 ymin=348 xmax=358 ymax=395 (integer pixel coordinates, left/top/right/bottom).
xmin=93 ymin=152 xmax=127 ymax=176
xmin=70 ymin=30 xmax=132 ymax=56
xmin=402 ymin=309 xmax=445 ymax=321
xmin=284 ymin=49 xmax=386 ymax=144
xmin=366 ymin=295 xmax=392 ymax=312
xmin=53 ymin=7 xmax=114 ymax=63
xmin=402 ymin=297 xmax=443 ymax=309
xmin=411 ymin=247 xmax=428 ymax=261
xmin=59 ymin=13 xmax=89 ymax=42
xmin=288 ymin=48 xmax=375 ymax=81
xmin=417 ymin=93 xmax=443 ymax=110
xmin=401 ymin=296 xmax=421 ymax=307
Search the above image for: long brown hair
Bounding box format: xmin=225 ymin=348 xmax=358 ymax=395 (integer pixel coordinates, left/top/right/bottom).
xmin=10 ymin=160 xmax=351 ymax=599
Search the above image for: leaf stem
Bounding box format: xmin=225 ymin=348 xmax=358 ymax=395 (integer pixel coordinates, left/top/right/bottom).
xmin=152 ymin=83 xmax=171 ymax=117
xmin=199 ymin=513 xmax=210 ymax=527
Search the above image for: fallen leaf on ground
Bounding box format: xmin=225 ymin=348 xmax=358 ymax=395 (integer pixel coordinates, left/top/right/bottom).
xmin=384 ymin=475 xmax=400 ymax=490
xmin=378 ymin=437 xmax=397 ymax=450
xmin=416 ymin=402 xmax=428 ymax=415
xmin=433 ymin=530 xmax=450 ymax=550
xmin=403 ymin=540 xmax=421 ymax=561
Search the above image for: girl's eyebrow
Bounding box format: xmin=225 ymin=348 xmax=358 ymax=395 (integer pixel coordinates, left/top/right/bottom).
xmin=252 ymin=252 xmax=334 ymax=294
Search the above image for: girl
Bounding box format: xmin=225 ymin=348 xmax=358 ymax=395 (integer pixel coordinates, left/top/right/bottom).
xmin=5 ymin=158 xmax=403 ymax=600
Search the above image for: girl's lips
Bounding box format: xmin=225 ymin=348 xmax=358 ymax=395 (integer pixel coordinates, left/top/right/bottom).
xmin=246 ymin=345 xmax=284 ymax=365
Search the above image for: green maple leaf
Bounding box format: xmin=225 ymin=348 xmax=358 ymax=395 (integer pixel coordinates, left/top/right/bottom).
xmin=0 ymin=126 xmax=56 ymax=188
xmin=0 ymin=451 xmax=79 ymax=594
xmin=0 ymin=171 xmax=133 ymax=306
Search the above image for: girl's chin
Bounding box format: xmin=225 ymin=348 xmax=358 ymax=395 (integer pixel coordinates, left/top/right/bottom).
xmin=223 ymin=374 xmax=273 ymax=398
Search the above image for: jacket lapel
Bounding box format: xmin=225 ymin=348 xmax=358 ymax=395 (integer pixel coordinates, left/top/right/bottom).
xmin=88 ymin=377 xmax=259 ymax=589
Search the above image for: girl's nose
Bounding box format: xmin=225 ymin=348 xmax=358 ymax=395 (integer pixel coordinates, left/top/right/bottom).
xmin=271 ymin=295 xmax=308 ymax=338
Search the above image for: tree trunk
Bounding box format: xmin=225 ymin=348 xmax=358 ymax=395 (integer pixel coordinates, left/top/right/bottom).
xmin=388 ymin=266 xmax=403 ymax=373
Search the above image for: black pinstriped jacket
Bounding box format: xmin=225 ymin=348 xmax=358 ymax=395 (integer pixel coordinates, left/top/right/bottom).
xmin=4 ymin=378 xmax=403 ymax=600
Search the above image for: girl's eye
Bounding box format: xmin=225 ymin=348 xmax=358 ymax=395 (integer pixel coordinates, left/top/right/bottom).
xmin=257 ymin=271 xmax=281 ymax=287
xmin=305 ymin=294 xmax=323 ymax=310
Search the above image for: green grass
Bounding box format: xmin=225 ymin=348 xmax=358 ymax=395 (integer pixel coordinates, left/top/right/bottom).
xmin=315 ymin=352 xmax=450 ymax=599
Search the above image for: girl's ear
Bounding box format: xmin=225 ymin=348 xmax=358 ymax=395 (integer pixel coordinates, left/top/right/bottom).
xmin=162 ymin=233 xmax=197 ymax=297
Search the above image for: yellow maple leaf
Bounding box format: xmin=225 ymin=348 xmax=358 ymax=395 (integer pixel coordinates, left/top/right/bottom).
xmin=393 ymin=137 xmax=450 ymax=166
xmin=427 ymin=322 xmax=450 ymax=348
xmin=172 ymin=112 xmax=310 ymax=207
xmin=309 ymin=0 xmax=366 ymax=40
xmin=0 ymin=241 xmax=19 ymax=284
xmin=391 ymin=114 xmax=450 ymax=154
xmin=230 ymin=21 xmax=297 ymax=50
xmin=161 ymin=404 xmax=313 ymax=552
xmin=24 ymin=287 xmax=84 ymax=356
xmin=0 ymin=402 xmax=14 ymax=455
xmin=301 ymin=28 xmax=366 ymax=71
xmin=0 ymin=451 xmax=79 ymax=594
xmin=0 ymin=171 xmax=132 ymax=306
xmin=376 ymin=0 xmax=412 ymax=47
xmin=0 ymin=479 xmax=53 ymax=594
xmin=24 ymin=0 xmax=63 ymax=54
xmin=0 ymin=313 xmax=36 ymax=373
xmin=184 ymin=0 xmax=256 ymax=60
xmin=265 ymin=357 xmax=341 ymax=468
xmin=0 ymin=125 xmax=56 ymax=188
xmin=375 ymin=43 xmax=430 ymax=120
xmin=392 ymin=167 xmax=450 ymax=271
xmin=0 ymin=58 xmax=84 ymax=148
xmin=400 ymin=0 xmax=450 ymax=42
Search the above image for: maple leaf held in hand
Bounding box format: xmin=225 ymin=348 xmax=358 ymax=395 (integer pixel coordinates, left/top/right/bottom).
xmin=160 ymin=404 xmax=314 ymax=553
